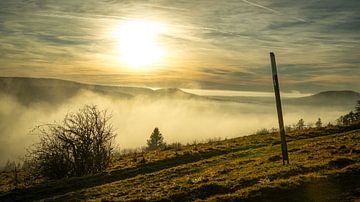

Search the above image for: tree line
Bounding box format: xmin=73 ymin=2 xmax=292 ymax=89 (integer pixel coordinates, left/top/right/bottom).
xmin=337 ymin=100 xmax=360 ymax=126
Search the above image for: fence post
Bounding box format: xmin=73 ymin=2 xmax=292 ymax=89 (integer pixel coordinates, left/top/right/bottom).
xmin=270 ymin=52 xmax=289 ymax=165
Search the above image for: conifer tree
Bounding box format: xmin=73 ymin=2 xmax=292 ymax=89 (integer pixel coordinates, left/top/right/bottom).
xmin=147 ymin=128 xmax=165 ymax=150
xmin=315 ymin=118 xmax=322 ymax=128
xmin=296 ymin=119 xmax=305 ymax=130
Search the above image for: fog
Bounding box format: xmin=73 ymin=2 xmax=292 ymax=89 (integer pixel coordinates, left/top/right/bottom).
xmin=0 ymin=90 xmax=347 ymax=166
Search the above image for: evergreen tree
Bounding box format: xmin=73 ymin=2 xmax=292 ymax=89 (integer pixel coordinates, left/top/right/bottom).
xmin=296 ymin=119 xmax=305 ymax=130
xmin=315 ymin=118 xmax=322 ymax=128
xmin=147 ymin=127 xmax=165 ymax=150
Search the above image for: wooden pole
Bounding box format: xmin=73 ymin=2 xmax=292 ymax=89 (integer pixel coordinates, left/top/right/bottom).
xmin=270 ymin=52 xmax=289 ymax=165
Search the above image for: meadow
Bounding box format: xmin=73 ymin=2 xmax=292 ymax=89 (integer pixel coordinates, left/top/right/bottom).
xmin=1 ymin=124 xmax=359 ymax=201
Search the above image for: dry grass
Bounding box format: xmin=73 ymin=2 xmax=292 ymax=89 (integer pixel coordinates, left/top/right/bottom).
xmin=1 ymin=124 xmax=360 ymax=201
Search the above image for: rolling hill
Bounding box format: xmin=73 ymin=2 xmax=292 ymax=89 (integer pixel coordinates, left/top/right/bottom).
xmin=1 ymin=77 xmax=359 ymax=108
xmin=285 ymin=90 xmax=360 ymax=106
xmin=0 ymin=77 xmax=200 ymax=106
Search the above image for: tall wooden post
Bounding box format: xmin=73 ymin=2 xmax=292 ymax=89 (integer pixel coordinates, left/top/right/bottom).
xmin=270 ymin=52 xmax=289 ymax=165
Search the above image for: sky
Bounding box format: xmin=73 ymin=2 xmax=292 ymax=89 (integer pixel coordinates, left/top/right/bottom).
xmin=0 ymin=0 xmax=359 ymax=93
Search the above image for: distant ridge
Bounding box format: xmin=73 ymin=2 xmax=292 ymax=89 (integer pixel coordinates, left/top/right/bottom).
xmin=154 ymin=88 xmax=199 ymax=99
xmin=0 ymin=77 xmax=133 ymax=106
xmin=286 ymin=90 xmax=360 ymax=106
xmin=1 ymin=77 xmax=358 ymax=107
xmin=0 ymin=77 xmax=200 ymax=105
xmin=310 ymin=90 xmax=360 ymax=99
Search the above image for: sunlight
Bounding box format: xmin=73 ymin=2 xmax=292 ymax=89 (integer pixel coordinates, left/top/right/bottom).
xmin=115 ymin=20 xmax=166 ymax=69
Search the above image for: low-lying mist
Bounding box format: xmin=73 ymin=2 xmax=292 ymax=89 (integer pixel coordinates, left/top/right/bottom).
xmin=0 ymin=90 xmax=347 ymax=166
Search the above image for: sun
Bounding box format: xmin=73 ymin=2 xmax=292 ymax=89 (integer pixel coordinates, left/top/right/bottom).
xmin=115 ymin=20 xmax=165 ymax=69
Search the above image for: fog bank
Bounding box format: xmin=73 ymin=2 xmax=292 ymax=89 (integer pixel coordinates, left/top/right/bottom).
xmin=0 ymin=90 xmax=347 ymax=166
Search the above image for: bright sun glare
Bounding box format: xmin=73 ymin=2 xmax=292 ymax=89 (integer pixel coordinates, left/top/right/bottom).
xmin=115 ymin=20 xmax=165 ymax=69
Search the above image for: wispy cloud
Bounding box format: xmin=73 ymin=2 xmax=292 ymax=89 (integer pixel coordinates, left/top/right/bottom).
xmin=0 ymin=0 xmax=359 ymax=93
xmin=241 ymin=0 xmax=307 ymax=22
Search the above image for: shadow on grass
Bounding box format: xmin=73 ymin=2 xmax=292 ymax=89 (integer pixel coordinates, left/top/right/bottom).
xmin=166 ymin=162 xmax=359 ymax=202
xmin=236 ymin=168 xmax=360 ymax=202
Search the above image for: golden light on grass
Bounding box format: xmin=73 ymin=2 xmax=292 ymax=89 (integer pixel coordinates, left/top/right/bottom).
xmin=114 ymin=20 xmax=166 ymax=69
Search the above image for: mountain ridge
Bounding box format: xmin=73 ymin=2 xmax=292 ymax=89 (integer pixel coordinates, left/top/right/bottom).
xmin=0 ymin=77 xmax=200 ymax=105
xmin=0 ymin=77 xmax=359 ymax=107
xmin=285 ymin=90 xmax=360 ymax=106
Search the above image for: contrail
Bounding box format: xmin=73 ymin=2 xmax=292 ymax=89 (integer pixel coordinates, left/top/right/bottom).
xmin=241 ymin=0 xmax=307 ymax=22
xmin=148 ymin=5 xmax=189 ymax=12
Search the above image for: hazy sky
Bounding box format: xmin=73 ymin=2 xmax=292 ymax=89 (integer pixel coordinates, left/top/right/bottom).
xmin=0 ymin=0 xmax=359 ymax=93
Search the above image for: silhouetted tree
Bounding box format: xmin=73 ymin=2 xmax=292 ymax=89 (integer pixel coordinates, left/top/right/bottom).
xmin=315 ymin=118 xmax=322 ymax=128
xmin=147 ymin=128 xmax=165 ymax=150
xmin=337 ymin=100 xmax=360 ymax=126
xmin=337 ymin=116 xmax=345 ymax=125
xmin=285 ymin=125 xmax=293 ymax=133
xmin=27 ymin=105 xmax=116 ymax=179
xmin=341 ymin=112 xmax=355 ymax=125
xmin=296 ymin=119 xmax=305 ymax=130
xmin=355 ymin=100 xmax=360 ymax=120
xmin=347 ymin=111 xmax=356 ymax=124
xmin=355 ymin=100 xmax=360 ymax=112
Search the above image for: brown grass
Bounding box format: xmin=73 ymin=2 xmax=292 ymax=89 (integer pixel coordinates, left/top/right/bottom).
xmin=1 ymin=124 xmax=360 ymax=201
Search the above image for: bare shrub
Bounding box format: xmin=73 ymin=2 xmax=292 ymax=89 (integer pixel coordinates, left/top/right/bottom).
xmin=27 ymin=105 xmax=116 ymax=179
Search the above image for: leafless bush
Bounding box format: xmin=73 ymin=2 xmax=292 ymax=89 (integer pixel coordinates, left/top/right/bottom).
xmin=27 ymin=105 xmax=116 ymax=179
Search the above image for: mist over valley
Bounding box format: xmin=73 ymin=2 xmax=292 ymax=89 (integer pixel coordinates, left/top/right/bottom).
xmin=1 ymin=77 xmax=358 ymax=166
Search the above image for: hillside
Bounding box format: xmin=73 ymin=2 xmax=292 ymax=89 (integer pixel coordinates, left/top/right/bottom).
xmin=1 ymin=125 xmax=360 ymax=201
xmin=0 ymin=77 xmax=200 ymax=105
xmin=211 ymin=90 xmax=360 ymax=108
xmin=2 ymin=77 xmax=359 ymax=109
xmin=285 ymin=90 xmax=360 ymax=106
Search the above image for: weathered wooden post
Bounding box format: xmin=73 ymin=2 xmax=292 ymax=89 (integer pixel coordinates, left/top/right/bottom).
xmin=270 ymin=52 xmax=289 ymax=165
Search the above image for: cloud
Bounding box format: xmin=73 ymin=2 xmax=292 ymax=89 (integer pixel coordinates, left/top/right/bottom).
xmin=0 ymin=0 xmax=359 ymax=93
xmin=241 ymin=0 xmax=307 ymax=22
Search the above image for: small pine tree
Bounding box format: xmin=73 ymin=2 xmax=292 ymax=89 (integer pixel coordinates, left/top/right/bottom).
xmin=147 ymin=128 xmax=165 ymax=150
xmin=296 ymin=119 xmax=305 ymax=130
xmin=315 ymin=118 xmax=322 ymax=128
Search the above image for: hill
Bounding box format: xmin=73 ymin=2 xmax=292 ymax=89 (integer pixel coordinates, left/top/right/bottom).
xmin=154 ymin=88 xmax=199 ymax=99
xmin=1 ymin=125 xmax=359 ymax=201
xmin=211 ymin=90 xmax=360 ymax=110
xmin=285 ymin=90 xmax=360 ymax=106
xmin=1 ymin=77 xmax=358 ymax=108
xmin=0 ymin=77 xmax=200 ymax=106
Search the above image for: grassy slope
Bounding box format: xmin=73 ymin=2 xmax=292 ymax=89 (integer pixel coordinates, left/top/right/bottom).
xmin=1 ymin=125 xmax=360 ymax=201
